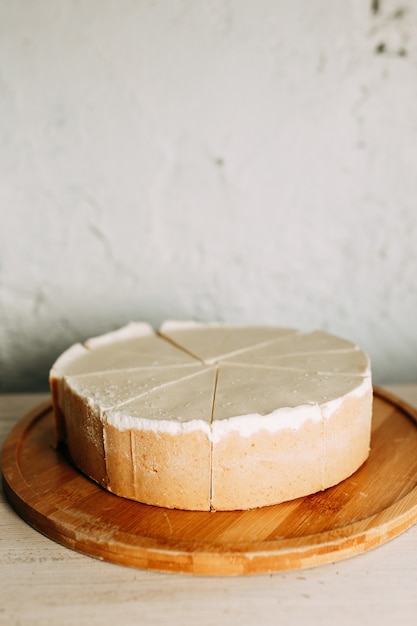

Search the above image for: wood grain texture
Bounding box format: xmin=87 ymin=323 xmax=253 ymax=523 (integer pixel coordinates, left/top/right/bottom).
xmin=2 ymin=387 xmax=417 ymax=576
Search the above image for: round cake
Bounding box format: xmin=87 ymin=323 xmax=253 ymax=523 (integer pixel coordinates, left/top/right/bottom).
xmin=49 ymin=321 xmax=373 ymax=511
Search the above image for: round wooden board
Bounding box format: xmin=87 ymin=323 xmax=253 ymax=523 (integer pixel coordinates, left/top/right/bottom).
xmin=2 ymin=387 xmax=417 ymax=576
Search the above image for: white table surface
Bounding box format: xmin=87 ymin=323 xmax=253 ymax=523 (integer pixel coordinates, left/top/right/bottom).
xmin=1 ymin=386 xmax=417 ymax=626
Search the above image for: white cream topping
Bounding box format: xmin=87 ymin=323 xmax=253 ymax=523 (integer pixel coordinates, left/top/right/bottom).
xmin=55 ymin=321 xmax=372 ymax=439
xmin=50 ymin=342 xmax=89 ymax=376
xmin=84 ymin=321 xmax=154 ymax=349
xmin=103 ymin=377 xmax=370 ymax=441
xmin=210 ymin=404 xmax=323 ymax=443
xmin=160 ymin=320 xmax=221 ymax=330
xmin=104 ymin=415 xmax=213 ymax=436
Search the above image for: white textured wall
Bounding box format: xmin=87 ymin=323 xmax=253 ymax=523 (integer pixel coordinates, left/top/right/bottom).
xmin=1 ymin=0 xmax=417 ymax=391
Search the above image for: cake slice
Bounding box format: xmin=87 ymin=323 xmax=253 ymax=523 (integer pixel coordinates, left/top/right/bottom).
xmin=210 ymin=363 xmax=372 ymax=510
xmin=102 ymin=366 xmax=217 ymax=510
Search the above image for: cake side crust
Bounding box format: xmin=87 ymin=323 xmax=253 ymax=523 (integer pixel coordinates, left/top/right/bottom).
xmin=61 ymin=385 xmax=108 ymax=487
xmin=323 ymin=385 xmax=373 ymax=488
xmin=211 ymin=415 xmax=324 ymax=511
xmin=104 ymin=424 xmax=211 ymax=510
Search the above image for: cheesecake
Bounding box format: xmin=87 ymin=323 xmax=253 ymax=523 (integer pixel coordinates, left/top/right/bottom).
xmin=50 ymin=321 xmax=372 ymax=511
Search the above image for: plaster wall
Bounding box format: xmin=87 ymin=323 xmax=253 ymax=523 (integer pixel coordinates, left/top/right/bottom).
xmin=1 ymin=0 xmax=416 ymax=391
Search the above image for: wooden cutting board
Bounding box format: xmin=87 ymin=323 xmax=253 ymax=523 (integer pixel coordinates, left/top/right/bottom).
xmin=2 ymin=386 xmax=417 ymax=576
